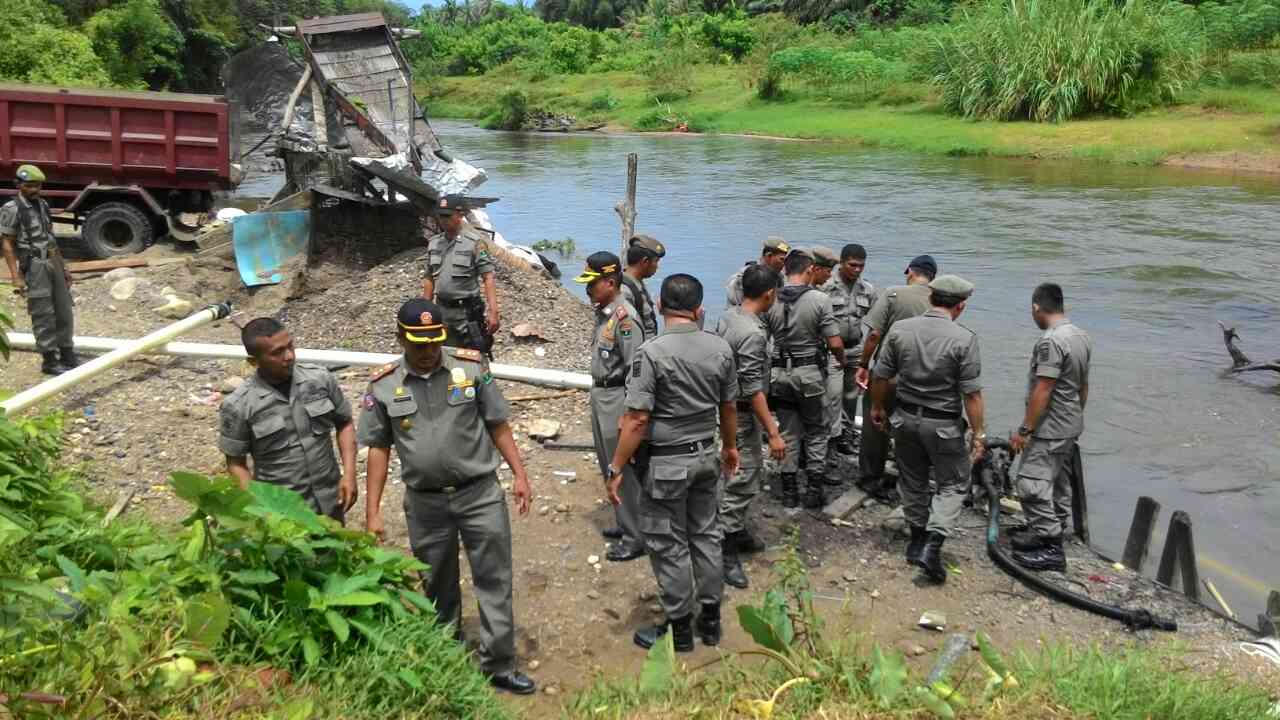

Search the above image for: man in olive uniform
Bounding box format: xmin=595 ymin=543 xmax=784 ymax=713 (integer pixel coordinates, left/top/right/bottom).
xmin=870 ymin=275 xmax=986 ymax=585
xmin=725 ymin=236 xmax=789 ymax=308
xmin=1009 ymin=283 xmax=1092 ymax=573
xmin=766 ymin=250 xmax=845 ymax=509
xmin=220 ymin=318 xmax=358 ymax=521
xmin=621 ymin=234 xmax=664 ymax=338
xmin=576 ymin=251 xmax=647 ymax=562
xmin=421 ymin=195 xmax=501 ymax=356
xmin=360 ymin=299 xmax=536 ymax=695
xmin=809 ymin=246 xmax=847 ymax=484
xmin=821 ymin=244 xmax=877 ymax=455
xmin=0 ymin=164 xmax=77 ymax=375
xmin=606 ymin=274 xmax=739 ymax=653
xmin=855 ymin=254 xmax=936 ymax=498
xmin=716 ymin=263 xmax=786 ymax=589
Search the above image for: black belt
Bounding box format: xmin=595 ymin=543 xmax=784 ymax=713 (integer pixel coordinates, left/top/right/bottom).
xmin=413 ymin=474 xmax=488 ymax=494
xmin=897 ymin=402 xmax=961 ymax=421
xmin=771 ymin=355 xmax=821 ymax=368
xmin=648 ymin=437 xmax=715 ymax=458
xmin=440 ymin=296 xmax=482 ymax=309
xmin=736 ymin=400 xmax=753 ymax=411
xmin=593 ymin=378 xmax=626 ymax=388
xmin=20 ymin=245 xmax=56 ymax=261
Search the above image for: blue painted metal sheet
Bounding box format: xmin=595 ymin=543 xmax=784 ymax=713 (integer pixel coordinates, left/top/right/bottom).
xmin=232 ymin=210 xmax=310 ymax=287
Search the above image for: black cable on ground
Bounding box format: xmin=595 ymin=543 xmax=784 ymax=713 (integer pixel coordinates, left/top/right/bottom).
xmin=976 ymin=439 xmax=1177 ymax=632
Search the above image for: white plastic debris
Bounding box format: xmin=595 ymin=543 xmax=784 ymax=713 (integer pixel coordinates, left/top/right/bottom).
xmin=216 ymin=207 xmax=248 ymax=222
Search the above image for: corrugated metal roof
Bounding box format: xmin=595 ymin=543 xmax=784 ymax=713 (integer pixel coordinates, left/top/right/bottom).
xmin=296 ymin=13 xmax=387 ymax=35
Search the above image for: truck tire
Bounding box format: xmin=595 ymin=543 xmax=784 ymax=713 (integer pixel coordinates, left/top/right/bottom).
xmin=83 ymin=202 xmax=152 ymax=258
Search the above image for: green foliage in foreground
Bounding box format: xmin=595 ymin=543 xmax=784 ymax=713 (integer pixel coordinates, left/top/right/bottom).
xmin=932 ymin=0 xmax=1207 ymax=122
xmin=566 ymin=532 xmax=1272 ymax=719
xmin=0 ymin=413 xmax=505 ymax=719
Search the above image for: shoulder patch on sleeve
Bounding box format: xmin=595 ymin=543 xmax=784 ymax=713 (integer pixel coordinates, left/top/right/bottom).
xmin=370 ymin=362 xmax=399 ymax=381
xmin=1037 ymin=342 xmax=1051 ymax=362
xmin=452 ymin=348 xmax=483 ymax=363
xmin=613 ymin=305 xmax=629 ymax=319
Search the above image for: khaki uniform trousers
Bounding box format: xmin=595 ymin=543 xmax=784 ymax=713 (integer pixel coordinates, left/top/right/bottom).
xmin=889 ymin=409 xmax=971 ymax=537
xmin=639 ymin=443 xmax=723 ymax=620
xmin=403 ymin=475 xmax=516 ymax=674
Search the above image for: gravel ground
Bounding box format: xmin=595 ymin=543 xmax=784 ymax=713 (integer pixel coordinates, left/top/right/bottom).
xmin=2 ymin=243 xmax=1276 ymax=717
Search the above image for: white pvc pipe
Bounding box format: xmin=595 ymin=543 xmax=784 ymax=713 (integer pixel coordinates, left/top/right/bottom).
xmin=2 ymin=304 xmax=232 ymax=416
xmin=5 ymin=333 xmax=594 ymax=391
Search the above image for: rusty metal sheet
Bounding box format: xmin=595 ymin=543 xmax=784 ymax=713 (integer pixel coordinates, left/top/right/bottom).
xmin=297 ymin=13 xmax=386 ymax=35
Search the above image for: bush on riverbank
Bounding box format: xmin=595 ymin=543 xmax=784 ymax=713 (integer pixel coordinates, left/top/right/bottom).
xmin=931 ymin=0 xmax=1207 ymax=121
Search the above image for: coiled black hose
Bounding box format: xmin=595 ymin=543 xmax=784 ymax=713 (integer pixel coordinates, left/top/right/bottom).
xmin=977 ymin=439 xmax=1177 ymax=632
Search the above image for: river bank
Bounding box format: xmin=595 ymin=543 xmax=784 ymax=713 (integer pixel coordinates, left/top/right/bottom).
xmin=424 ymin=67 xmax=1280 ymax=171
xmin=3 ymin=235 xmax=1279 ymax=716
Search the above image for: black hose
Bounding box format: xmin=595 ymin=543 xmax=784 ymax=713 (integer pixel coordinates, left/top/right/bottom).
xmin=976 ymin=441 xmax=1177 ymax=632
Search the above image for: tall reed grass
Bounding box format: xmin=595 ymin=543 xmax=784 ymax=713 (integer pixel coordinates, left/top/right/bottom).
xmin=931 ymin=0 xmax=1207 ymax=122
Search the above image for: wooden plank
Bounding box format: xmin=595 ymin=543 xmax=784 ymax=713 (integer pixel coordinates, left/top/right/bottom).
xmin=1069 ymin=442 xmax=1090 ymax=544
xmin=0 ymin=257 xmax=147 ymax=281
xmin=823 ymin=487 xmax=870 ymax=520
xmin=1121 ymin=496 xmax=1161 ymax=573
xmin=616 ymin=153 xmax=638 ymax=259
xmin=1155 ymin=510 xmax=1200 ymax=601
xmin=102 ymin=486 xmax=138 ymax=528
xmin=1202 ymin=578 xmax=1235 ymax=619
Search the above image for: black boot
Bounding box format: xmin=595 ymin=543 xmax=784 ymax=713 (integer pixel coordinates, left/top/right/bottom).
xmin=634 ymin=615 xmax=694 ymax=652
xmin=803 ymin=479 xmax=825 ymax=510
xmin=1012 ymin=536 xmax=1067 ymax=572
xmin=40 ymin=351 xmax=67 ymax=376
xmin=729 ymin=528 xmax=767 ymax=554
xmin=913 ymin=532 xmax=947 ymax=584
xmin=906 ymin=525 xmax=928 ymax=565
xmin=1008 ymin=528 xmax=1046 ymax=551
xmin=781 ymin=473 xmax=799 ymax=508
xmin=697 ymin=603 xmax=721 ymax=646
xmin=723 ymin=548 xmax=749 ymax=589
xmin=59 ymin=346 xmax=81 ymax=369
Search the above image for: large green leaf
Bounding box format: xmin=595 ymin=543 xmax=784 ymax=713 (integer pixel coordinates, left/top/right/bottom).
xmin=170 ymin=472 xmax=253 ymax=520
xmin=870 ymin=645 xmax=907 ymax=709
xmin=181 ymin=519 xmax=206 ymax=563
xmin=324 ymin=610 xmax=351 ymax=643
xmin=399 ymin=589 xmax=436 ymax=615
xmin=230 ymin=569 xmax=280 ymax=586
xmin=301 ymin=634 xmax=321 ymax=666
xmin=284 ymin=577 xmax=311 ymax=608
xmin=0 ymin=513 xmax=29 ymax=547
xmin=55 ymin=554 xmax=86 ymax=592
xmin=915 ymin=686 xmax=957 ymax=719
xmin=638 ymin=630 xmax=675 ymax=697
xmin=185 ymin=591 xmax=231 ymax=648
xmin=324 ymin=591 xmax=387 ymax=607
xmin=246 ymin=482 xmax=325 ymax=533
xmin=736 ymin=590 xmax=794 ymax=654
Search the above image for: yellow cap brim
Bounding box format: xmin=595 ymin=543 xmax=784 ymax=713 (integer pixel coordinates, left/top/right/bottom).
xmin=573 ymin=270 xmax=601 ymax=284
xmin=400 ymin=323 xmax=447 ymax=343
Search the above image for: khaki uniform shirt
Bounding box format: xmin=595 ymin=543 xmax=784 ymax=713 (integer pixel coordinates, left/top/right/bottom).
xmin=592 ymin=299 xmax=644 ymax=389
xmin=874 ymin=308 xmax=982 ymax=417
xmin=0 ymin=195 xmax=57 ymax=252
xmin=620 ymin=275 xmax=658 ymax=338
xmin=864 ymin=283 xmax=932 ymax=338
xmin=357 ymin=349 xmax=508 ymax=489
xmin=426 ymin=227 xmax=496 ymax=302
xmin=219 ymin=363 xmax=353 ymax=491
xmin=821 ymin=275 xmax=877 ymax=355
xmin=715 ymin=307 xmax=771 ymax=401
xmin=765 ymin=283 xmax=839 ymax=360
xmin=625 ymin=324 xmax=738 ymax=446
xmin=1027 ymin=318 xmax=1092 ymax=439
xmin=724 ymin=261 xmax=757 ymax=308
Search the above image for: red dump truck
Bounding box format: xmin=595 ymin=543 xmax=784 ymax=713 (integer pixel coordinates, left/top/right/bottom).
xmin=0 ymin=83 xmax=242 ymax=258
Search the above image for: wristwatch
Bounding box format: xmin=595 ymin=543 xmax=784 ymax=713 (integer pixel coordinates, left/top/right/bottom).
xmin=1017 ymin=425 xmax=1033 ymax=437
xmin=606 ymin=465 xmax=623 ymax=480
xmin=974 ymin=432 xmax=987 ymax=441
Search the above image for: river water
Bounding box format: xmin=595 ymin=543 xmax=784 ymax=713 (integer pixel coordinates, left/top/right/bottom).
xmin=242 ymin=119 xmax=1280 ymax=626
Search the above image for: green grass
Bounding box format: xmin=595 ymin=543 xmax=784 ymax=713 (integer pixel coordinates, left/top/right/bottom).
xmin=422 ymin=64 xmax=1280 ymax=166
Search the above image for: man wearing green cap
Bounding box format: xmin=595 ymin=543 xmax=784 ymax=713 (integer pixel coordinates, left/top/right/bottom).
xmin=359 ymin=298 xmax=536 ymax=695
xmin=725 ymin=236 xmax=790 ymax=308
xmin=421 ymin=195 xmax=500 ymax=358
xmin=870 ymin=274 xmax=985 ymax=585
xmin=576 ymin=251 xmax=647 ymax=562
xmin=1 ymin=164 xmax=78 ymax=375
xmin=622 ymin=234 xmax=664 ymax=338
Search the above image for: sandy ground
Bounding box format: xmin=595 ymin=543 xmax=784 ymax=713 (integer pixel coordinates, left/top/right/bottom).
xmin=2 ymin=241 xmax=1276 ymax=717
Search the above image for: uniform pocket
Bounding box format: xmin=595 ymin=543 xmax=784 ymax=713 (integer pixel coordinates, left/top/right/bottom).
xmin=386 ymin=397 xmax=418 ymax=417
xmin=451 ymin=249 xmax=473 ymax=277
xmin=427 ymin=252 xmax=444 ymax=277
xmin=250 ymin=414 xmax=291 ymax=452
xmin=305 ymin=396 xmax=336 ymax=434
xmin=934 ymin=424 xmax=966 ymax=455
xmin=798 ymin=367 xmax=825 ymax=398
xmin=649 ymin=463 xmax=688 ymax=500
xmin=446 ymin=383 xmax=477 ymax=407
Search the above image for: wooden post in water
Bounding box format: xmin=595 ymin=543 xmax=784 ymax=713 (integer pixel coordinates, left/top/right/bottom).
xmin=1155 ymin=511 xmax=1200 ymax=601
xmin=1069 ymin=444 xmax=1090 ymax=544
xmin=1120 ymin=496 xmax=1161 ymax=573
xmin=1259 ymin=591 xmax=1280 ymax=637
xmin=615 ymin=153 xmax=638 ymax=260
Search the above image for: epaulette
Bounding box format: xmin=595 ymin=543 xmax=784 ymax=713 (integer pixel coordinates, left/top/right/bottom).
xmin=370 ymin=362 xmax=399 ymax=382
xmin=450 ymin=348 xmax=484 ymax=363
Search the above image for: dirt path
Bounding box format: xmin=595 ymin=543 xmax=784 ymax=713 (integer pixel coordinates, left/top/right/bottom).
xmin=2 ymin=246 xmax=1274 ymax=718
